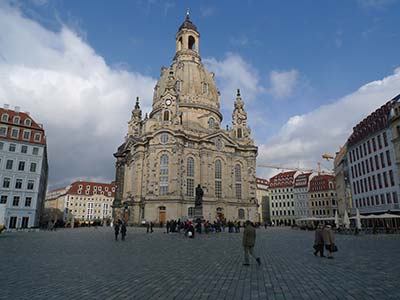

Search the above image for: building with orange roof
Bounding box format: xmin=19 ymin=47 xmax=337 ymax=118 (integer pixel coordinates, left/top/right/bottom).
xmin=0 ymin=105 xmax=48 ymax=229
xmin=269 ymin=171 xmax=298 ymax=226
xmin=45 ymin=181 xmax=116 ymax=224
xmin=293 ymin=172 xmax=315 ymax=219
xmin=309 ymin=175 xmax=337 ymax=218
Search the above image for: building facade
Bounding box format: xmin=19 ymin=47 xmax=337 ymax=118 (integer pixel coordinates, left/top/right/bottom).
xmin=334 ymin=143 xmax=352 ymax=219
xmin=347 ymin=97 xmax=400 ymax=214
xmin=269 ymin=171 xmax=297 ymax=226
xmin=45 ymin=181 xmax=115 ymax=223
xmin=293 ymin=173 xmax=313 ymax=219
xmin=389 ymin=95 xmax=400 ymax=186
xmin=0 ymin=105 xmax=48 ymax=229
xmin=309 ymin=175 xmax=337 ymax=217
xmin=113 ymin=13 xmax=258 ymax=224
xmin=256 ymin=177 xmax=269 ymax=223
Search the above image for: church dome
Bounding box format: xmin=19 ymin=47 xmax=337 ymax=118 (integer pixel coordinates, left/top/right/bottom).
xmin=150 ymin=11 xmax=221 ymax=121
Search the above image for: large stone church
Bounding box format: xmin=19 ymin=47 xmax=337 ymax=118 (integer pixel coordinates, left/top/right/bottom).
xmin=113 ymin=12 xmax=258 ymax=224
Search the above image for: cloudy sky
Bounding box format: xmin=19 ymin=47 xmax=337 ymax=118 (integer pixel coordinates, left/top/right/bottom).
xmin=1 ymin=0 xmax=400 ymax=189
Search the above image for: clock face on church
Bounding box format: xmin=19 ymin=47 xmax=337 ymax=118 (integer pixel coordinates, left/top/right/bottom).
xmin=165 ymin=99 xmax=172 ymax=106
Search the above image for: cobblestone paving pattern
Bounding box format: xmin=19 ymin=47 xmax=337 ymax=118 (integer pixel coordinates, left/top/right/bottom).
xmin=1 ymin=227 xmax=399 ymax=300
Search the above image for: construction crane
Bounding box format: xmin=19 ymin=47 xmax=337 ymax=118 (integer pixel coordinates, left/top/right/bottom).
xmin=258 ymin=163 xmax=334 ymax=175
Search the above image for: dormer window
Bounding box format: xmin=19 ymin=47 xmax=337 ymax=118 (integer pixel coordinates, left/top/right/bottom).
xmin=13 ymin=117 xmax=20 ymax=124
xmin=11 ymin=128 xmax=19 ymax=138
xmin=34 ymin=133 xmax=41 ymax=142
xmin=1 ymin=114 xmax=8 ymax=122
xmin=25 ymin=119 xmax=31 ymax=126
xmin=0 ymin=126 xmax=7 ymax=136
xmin=23 ymin=131 xmax=30 ymax=140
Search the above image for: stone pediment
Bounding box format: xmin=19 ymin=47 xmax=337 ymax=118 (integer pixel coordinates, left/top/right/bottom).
xmin=200 ymin=131 xmax=237 ymax=147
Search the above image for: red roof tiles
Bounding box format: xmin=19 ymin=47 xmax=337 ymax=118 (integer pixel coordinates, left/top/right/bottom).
xmin=0 ymin=107 xmax=46 ymax=145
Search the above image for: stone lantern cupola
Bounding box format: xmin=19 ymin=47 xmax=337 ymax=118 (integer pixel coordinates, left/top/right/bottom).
xmin=175 ymin=9 xmax=200 ymax=56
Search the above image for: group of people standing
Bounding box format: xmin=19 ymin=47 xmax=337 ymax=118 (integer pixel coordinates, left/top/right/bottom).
xmin=113 ymin=219 xmax=127 ymax=241
xmin=314 ymin=223 xmax=336 ymax=259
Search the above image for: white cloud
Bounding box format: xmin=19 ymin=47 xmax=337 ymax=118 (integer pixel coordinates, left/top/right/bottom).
xmin=0 ymin=3 xmax=156 ymax=189
xmin=257 ymin=67 xmax=400 ymax=179
xmin=268 ymin=69 xmax=299 ymax=99
xmin=204 ymin=53 xmax=264 ymax=107
xmin=200 ymin=6 xmax=215 ymax=18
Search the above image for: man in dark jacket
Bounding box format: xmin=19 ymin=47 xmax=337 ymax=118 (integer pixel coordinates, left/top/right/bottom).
xmin=121 ymin=223 xmax=127 ymax=241
xmin=114 ymin=222 xmax=120 ymax=241
xmin=242 ymin=220 xmax=261 ymax=266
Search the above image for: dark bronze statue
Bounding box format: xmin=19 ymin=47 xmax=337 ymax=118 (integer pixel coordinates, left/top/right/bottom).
xmin=195 ymin=184 xmax=203 ymax=207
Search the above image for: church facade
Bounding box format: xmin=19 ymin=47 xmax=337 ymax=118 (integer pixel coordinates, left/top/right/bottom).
xmin=113 ymin=12 xmax=258 ymax=224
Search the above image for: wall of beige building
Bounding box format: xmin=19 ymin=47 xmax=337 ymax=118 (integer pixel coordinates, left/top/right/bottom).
xmin=334 ymin=144 xmax=352 ymax=219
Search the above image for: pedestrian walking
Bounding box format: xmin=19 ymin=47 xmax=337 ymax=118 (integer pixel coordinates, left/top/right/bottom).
xmin=242 ymin=220 xmax=261 ymax=266
xmin=313 ymin=223 xmax=325 ymax=257
xmin=121 ymin=223 xmax=127 ymax=241
xmin=114 ymin=222 xmax=120 ymax=241
xmin=150 ymin=221 xmax=154 ymax=233
xmin=322 ymin=224 xmax=336 ymax=259
xmin=147 ymin=222 xmax=150 ymax=233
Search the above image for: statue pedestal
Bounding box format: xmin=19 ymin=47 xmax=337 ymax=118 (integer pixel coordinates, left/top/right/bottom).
xmin=194 ymin=206 xmax=203 ymax=221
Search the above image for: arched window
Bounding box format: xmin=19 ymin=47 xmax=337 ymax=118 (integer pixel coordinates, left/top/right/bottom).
xmin=237 ymin=128 xmax=242 ymax=138
xmin=163 ymin=110 xmax=170 ymax=121
xmin=186 ymin=157 xmax=195 ymax=196
xmin=238 ymin=208 xmax=245 ymax=219
xmin=159 ymin=154 xmax=169 ymax=195
xmin=188 ymin=36 xmax=195 ymax=50
xmin=188 ymin=207 xmax=195 ymax=218
xmin=13 ymin=117 xmax=20 ymax=124
xmin=208 ymin=117 xmax=215 ymax=129
xmin=1 ymin=114 xmax=8 ymax=122
xmin=215 ymin=159 xmax=222 ymax=198
xmin=176 ymin=80 xmax=181 ymax=92
xmin=235 ymin=164 xmax=242 ymax=199
xmin=178 ymin=37 xmax=183 ymax=51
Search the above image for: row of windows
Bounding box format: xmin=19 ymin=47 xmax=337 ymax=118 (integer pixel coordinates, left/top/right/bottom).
xmin=0 ymin=195 xmax=32 ymax=207
xmin=69 ymin=196 xmax=113 ymax=201
xmin=349 ymin=132 xmax=389 ymax=163
xmin=272 ymin=210 xmax=295 ymax=216
xmin=271 ymin=188 xmax=294 ymax=193
xmin=77 ymin=185 xmax=115 ymax=192
xmin=0 ymin=142 xmax=40 ymax=155
xmin=355 ymin=192 xmax=398 ymax=208
xmin=2 ymin=177 xmax=35 ymax=190
xmin=310 ymin=192 xmax=336 ymax=198
xmin=352 ymin=171 xmax=395 ymax=195
xmin=311 ymin=199 xmax=336 ymax=207
xmin=159 ymin=155 xmax=243 ymax=199
xmin=271 ymin=194 xmax=294 ymax=200
xmin=271 ymin=201 xmax=294 ymax=208
xmin=0 ymin=126 xmax=42 ymax=141
xmin=312 ymin=209 xmax=333 ymax=216
xmin=1 ymin=114 xmax=32 ymax=126
xmin=0 ymin=159 xmax=37 ymax=172
xmin=351 ymin=151 xmax=392 ymax=178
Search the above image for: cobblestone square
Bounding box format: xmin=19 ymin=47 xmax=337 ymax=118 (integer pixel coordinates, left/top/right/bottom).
xmin=1 ymin=227 xmax=399 ymax=300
